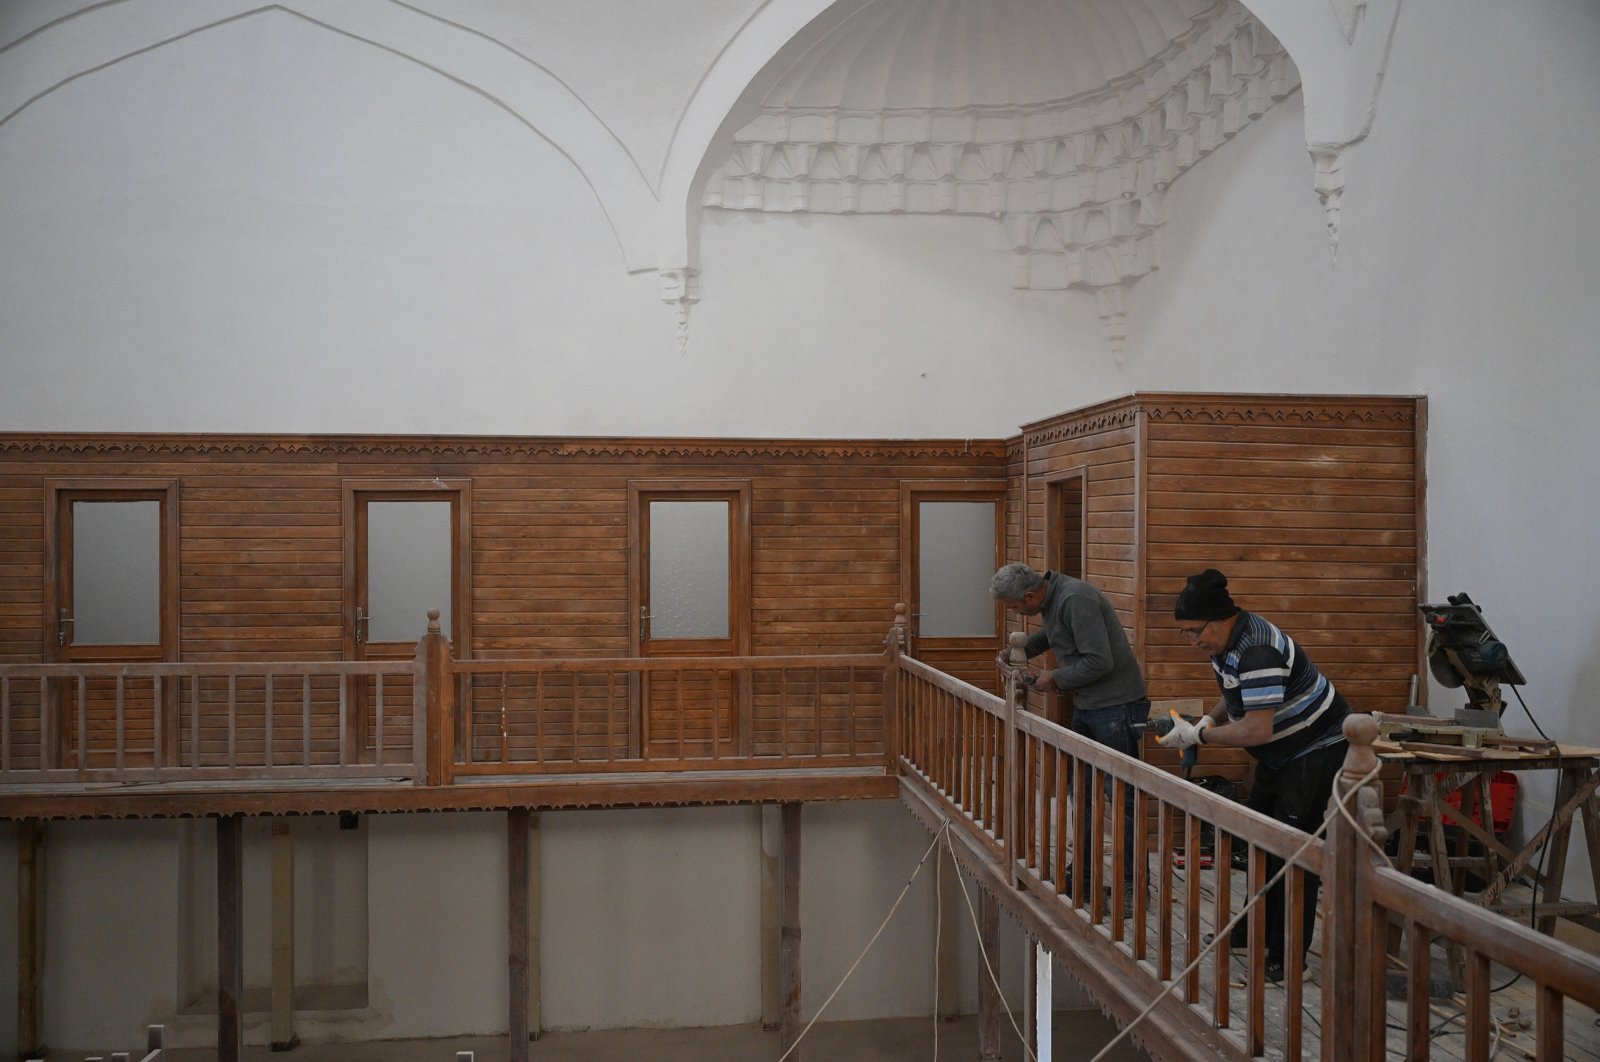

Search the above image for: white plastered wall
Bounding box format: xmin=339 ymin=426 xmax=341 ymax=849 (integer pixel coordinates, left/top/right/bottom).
xmin=1131 ymin=0 xmax=1600 ymax=900
xmin=3 ymin=0 xmax=1600 ymax=1048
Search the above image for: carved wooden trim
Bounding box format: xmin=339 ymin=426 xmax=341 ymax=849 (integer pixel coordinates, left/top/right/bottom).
xmin=1019 ymin=391 xmax=1420 ymax=447
xmin=0 ymin=434 xmax=1008 ymax=463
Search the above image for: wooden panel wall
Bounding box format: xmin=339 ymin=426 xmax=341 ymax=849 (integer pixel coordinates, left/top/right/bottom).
xmin=1007 ymin=400 xmax=1144 ymax=723
xmin=1138 ymin=394 xmax=1424 ymax=714
xmin=0 ymin=436 xmax=1007 ymax=672
xmin=1018 ymin=401 xmax=1143 ymax=632
xmin=1005 ymin=393 xmax=1425 ymax=790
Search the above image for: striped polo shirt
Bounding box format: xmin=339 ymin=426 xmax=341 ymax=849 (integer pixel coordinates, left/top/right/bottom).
xmin=1212 ymin=610 xmax=1347 ymax=768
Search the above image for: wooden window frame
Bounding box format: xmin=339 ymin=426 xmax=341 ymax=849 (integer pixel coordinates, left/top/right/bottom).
xmin=340 ymin=479 xmax=473 ymax=658
xmin=43 ymin=478 xmax=180 ymax=664
xmin=627 ymin=479 xmax=752 ymax=659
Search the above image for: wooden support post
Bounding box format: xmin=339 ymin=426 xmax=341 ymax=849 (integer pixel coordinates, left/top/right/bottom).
xmin=217 ymin=814 xmax=244 ymax=1062
xmin=270 ymin=817 xmax=296 ymax=1050
xmin=528 ymin=810 xmax=542 ymax=1041
xmin=779 ymin=801 xmax=803 ymax=1061
xmin=508 ymin=807 xmax=531 ymax=1062
xmin=978 ymin=888 xmax=1001 ymax=1062
xmin=1538 ymin=767 xmax=1583 ymax=937
xmin=936 ymin=849 xmax=959 ymax=1021
xmin=17 ymin=818 xmax=44 ymax=1061
xmin=760 ymin=804 xmax=781 ymax=1030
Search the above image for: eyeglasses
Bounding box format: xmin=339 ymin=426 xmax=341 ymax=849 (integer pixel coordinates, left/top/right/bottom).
xmin=1178 ymin=621 xmax=1212 ymax=641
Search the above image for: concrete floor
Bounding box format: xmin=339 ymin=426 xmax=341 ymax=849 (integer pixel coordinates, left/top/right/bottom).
xmin=61 ymin=1012 xmax=1149 ymax=1061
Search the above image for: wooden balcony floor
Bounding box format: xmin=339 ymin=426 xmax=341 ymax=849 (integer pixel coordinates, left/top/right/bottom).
xmin=0 ymin=765 xmax=897 ymax=819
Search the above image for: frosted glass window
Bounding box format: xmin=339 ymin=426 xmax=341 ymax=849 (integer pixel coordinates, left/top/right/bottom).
xmin=72 ymin=500 xmax=160 ymax=645
xmin=918 ymin=501 xmax=996 ymax=637
xmin=649 ymin=501 xmax=729 ymax=639
xmin=368 ymin=501 xmax=452 ymax=642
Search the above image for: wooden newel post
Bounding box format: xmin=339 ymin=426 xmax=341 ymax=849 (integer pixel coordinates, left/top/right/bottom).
xmin=1004 ymin=631 xmax=1028 ymax=886
xmin=1322 ymin=713 xmax=1388 ymax=1062
xmin=415 ymin=609 xmax=453 ymax=786
xmin=885 ymin=603 xmax=908 ymax=774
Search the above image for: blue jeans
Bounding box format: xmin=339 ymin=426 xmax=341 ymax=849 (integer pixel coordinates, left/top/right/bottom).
xmin=1069 ymin=697 xmax=1149 ymax=884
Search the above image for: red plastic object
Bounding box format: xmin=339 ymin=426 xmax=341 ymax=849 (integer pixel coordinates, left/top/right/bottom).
xmin=1440 ymin=770 xmax=1518 ymax=832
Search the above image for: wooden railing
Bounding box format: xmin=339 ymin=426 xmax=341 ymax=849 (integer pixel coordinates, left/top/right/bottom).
xmin=893 ymin=631 xmax=1600 ymax=1062
xmin=0 ymin=611 xmax=895 ymax=788
xmin=1319 ymin=724 xmax=1600 ymax=1062
xmin=0 ymin=659 xmax=424 ymax=784
xmin=443 ymin=654 xmax=886 ymax=781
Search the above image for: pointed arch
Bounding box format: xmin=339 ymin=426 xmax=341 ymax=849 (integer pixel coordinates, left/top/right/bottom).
xmin=0 ymin=0 xmax=660 ymax=270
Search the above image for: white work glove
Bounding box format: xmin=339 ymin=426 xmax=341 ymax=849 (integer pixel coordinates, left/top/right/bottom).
xmin=1158 ymin=714 xmax=1213 ymax=749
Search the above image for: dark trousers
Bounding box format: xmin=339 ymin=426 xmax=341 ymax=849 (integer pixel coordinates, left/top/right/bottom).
xmin=1247 ymin=739 xmax=1348 ymax=963
xmin=1069 ymin=697 xmax=1149 ymax=883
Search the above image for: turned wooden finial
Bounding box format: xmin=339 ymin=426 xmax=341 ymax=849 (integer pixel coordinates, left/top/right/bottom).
xmin=1007 ymin=631 xmax=1028 ymax=668
xmin=427 ymin=608 xmax=441 ymax=634
xmin=1334 ymin=712 xmax=1389 ymax=844
xmin=894 ymin=602 xmax=908 ymax=629
xmin=1342 ymin=712 xmax=1380 ymax=778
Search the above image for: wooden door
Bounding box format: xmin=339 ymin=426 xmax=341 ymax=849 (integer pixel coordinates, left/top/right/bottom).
xmin=900 ymin=483 xmax=1004 ymax=693
xmin=343 ymin=481 xmax=470 ymax=765
xmin=630 ymin=481 xmax=750 ymax=758
xmin=1043 ymin=471 xmax=1089 ymax=721
xmin=44 ymin=480 xmax=179 ymax=768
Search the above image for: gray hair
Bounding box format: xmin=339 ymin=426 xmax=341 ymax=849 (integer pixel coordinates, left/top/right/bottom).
xmin=990 ymin=562 xmax=1044 ymax=601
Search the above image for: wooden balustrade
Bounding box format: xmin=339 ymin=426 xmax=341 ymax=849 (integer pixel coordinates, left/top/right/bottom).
xmin=0 ymin=660 xmax=421 ymax=784
xmin=444 ymin=654 xmax=886 ymax=781
xmin=6 ymin=616 xmax=1599 ymax=1060
xmin=0 ymin=613 xmax=891 ymax=789
xmin=892 ymin=644 xmax=1600 ymax=1062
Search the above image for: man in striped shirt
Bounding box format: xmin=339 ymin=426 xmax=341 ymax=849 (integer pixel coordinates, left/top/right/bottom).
xmin=1159 ymin=568 xmax=1350 ymax=983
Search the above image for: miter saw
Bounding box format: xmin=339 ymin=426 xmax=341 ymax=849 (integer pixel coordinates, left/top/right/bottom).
xmin=1419 ymin=592 xmax=1526 ymax=731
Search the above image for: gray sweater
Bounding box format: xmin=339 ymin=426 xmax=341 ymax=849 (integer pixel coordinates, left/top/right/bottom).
xmin=1022 ymin=573 xmax=1148 ymax=711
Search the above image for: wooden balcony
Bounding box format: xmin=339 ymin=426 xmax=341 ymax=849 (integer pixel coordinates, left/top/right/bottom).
xmin=6 ymin=621 xmax=1599 ymax=1061
xmin=0 ymin=611 xmax=899 ymax=818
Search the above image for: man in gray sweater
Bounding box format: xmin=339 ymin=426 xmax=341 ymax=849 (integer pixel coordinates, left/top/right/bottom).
xmin=991 ymin=562 xmax=1150 ymax=906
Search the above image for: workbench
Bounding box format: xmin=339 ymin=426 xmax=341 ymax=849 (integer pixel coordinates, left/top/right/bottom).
xmin=1380 ymin=739 xmax=1600 ymax=934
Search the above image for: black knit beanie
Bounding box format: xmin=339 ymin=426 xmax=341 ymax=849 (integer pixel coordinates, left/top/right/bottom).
xmin=1174 ymin=568 xmax=1239 ymax=621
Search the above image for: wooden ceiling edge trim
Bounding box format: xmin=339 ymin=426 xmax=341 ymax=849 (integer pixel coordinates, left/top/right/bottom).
xmin=0 ymin=434 xmax=1010 ymax=462
xmin=1018 ymin=392 xmax=1424 ymax=447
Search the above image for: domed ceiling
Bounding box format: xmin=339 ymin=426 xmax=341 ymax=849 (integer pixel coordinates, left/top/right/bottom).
xmin=762 ymin=0 xmax=1218 ymax=112
xmin=703 ymin=0 xmax=1299 ymax=350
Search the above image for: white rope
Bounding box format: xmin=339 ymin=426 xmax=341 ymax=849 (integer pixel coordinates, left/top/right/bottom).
xmin=775 ymin=820 xmax=950 ymax=1062
xmin=1085 ymin=762 xmax=1385 ymax=1062
xmin=947 ymin=833 xmax=1040 ymax=1062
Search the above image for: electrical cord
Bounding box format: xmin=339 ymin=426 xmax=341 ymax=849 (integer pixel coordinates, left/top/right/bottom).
xmin=1488 ymin=683 xmax=1561 ymax=995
